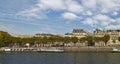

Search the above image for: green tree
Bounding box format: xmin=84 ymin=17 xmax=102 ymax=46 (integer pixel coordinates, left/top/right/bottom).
xmin=86 ymin=36 xmax=94 ymax=46
xmin=118 ymin=37 xmax=120 ymax=41
xmin=103 ymin=35 xmax=110 ymax=44
xmin=71 ymin=37 xmax=78 ymax=43
xmin=0 ymin=31 xmax=12 ymax=47
xmin=79 ymin=37 xmax=86 ymax=43
xmin=11 ymin=37 xmax=21 ymax=47
xmin=63 ymin=37 xmax=71 ymax=43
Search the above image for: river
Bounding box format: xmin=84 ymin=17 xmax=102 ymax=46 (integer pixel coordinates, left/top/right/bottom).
xmin=0 ymin=52 xmax=120 ymax=64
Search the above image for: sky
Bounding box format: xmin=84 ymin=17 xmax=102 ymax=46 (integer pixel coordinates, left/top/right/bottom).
xmin=0 ymin=0 xmax=120 ymax=35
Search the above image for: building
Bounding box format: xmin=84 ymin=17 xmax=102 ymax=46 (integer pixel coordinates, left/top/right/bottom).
xmin=94 ymin=29 xmax=120 ymax=46
xmin=107 ymin=30 xmax=120 ymax=46
xmin=65 ymin=29 xmax=90 ymax=38
xmin=94 ymin=29 xmax=106 ymax=37
xmin=72 ymin=29 xmax=90 ymax=38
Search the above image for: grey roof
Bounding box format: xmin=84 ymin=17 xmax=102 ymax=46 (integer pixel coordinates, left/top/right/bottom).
xmin=72 ymin=29 xmax=86 ymax=33
xmin=65 ymin=33 xmax=73 ymax=35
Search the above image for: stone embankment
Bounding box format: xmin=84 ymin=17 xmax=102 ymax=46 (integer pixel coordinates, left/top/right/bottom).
xmin=0 ymin=46 xmax=114 ymax=52
xmin=41 ymin=46 xmax=113 ymax=52
xmin=61 ymin=47 xmax=113 ymax=52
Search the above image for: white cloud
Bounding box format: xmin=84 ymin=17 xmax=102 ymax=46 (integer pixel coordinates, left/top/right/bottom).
xmin=99 ymin=0 xmax=120 ymax=13
xmin=65 ymin=0 xmax=83 ymax=13
xmin=16 ymin=0 xmax=120 ymax=18
xmin=62 ymin=12 xmax=80 ymax=20
xmin=93 ymin=14 xmax=115 ymax=26
xmin=83 ymin=14 xmax=116 ymax=28
xmin=85 ymin=11 xmax=93 ymax=16
xmin=39 ymin=0 xmax=66 ymax=10
xmin=83 ymin=18 xmax=98 ymax=26
xmin=16 ymin=0 xmax=84 ymax=19
xmin=105 ymin=25 xmax=120 ymax=30
xmin=16 ymin=0 xmax=120 ymax=30
xmin=81 ymin=0 xmax=97 ymax=9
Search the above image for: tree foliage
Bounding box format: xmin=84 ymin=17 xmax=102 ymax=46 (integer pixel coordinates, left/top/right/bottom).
xmin=0 ymin=31 xmax=12 ymax=47
xmin=94 ymin=35 xmax=110 ymax=44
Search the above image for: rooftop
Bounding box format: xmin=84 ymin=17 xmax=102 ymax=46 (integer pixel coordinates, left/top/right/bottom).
xmin=72 ymin=29 xmax=86 ymax=33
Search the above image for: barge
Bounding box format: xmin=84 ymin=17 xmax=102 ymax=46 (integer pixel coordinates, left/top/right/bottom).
xmin=3 ymin=47 xmax=64 ymax=52
xmin=4 ymin=48 xmax=40 ymax=52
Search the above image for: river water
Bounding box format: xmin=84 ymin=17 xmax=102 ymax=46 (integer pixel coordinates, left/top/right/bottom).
xmin=0 ymin=52 xmax=120 ymax=64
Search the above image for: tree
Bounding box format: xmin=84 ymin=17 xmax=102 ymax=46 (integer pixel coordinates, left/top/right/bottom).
xmin=21 ymin=37 xmax=35 ymax=47
xmin=79 ymin=37 xmax=86 ymax=43
xmin=11 ymin=37 xmax=21 ymax=47
xmin=71 ymin=37 xmax=78 ymax=43
xmin=63 ymin=37 xmax=71 ymax=43
xmin=94 ymin=37 xmax=104 ymax=42
xmin=86 ymin=36 xmax=94 ymax=46
xmin=0 ymin=31 xmax=12 ymax=47
xmin=103 ymin=35 xmax=110 ymax=44
xmin=118 ymin=37 xmax=120 ymax=41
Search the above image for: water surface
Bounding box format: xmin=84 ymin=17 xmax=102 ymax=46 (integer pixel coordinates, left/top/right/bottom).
xmin=0 ymin=52 xmax=120 ymax=64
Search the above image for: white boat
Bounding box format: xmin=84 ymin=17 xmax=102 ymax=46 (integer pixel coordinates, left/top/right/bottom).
xmin=4 ymin=48 xmax=40 ymax=52
xmin=112 ymin=48 xmax=120 ymax=53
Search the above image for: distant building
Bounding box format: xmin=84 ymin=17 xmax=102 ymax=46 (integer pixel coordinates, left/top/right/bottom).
xmin=35 ymin=33 xmax=54 ymax=37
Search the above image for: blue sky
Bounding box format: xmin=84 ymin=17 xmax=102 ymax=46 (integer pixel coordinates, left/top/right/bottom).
xmin=0 ymin=0 xmax=120 ymax=35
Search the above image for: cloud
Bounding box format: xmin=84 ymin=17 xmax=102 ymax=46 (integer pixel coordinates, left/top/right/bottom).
xmin=93 ymin=14 xmax=115 ymax=26
xmin=16 ymin=0 xmax=67 ymax=19
xmin=81 ymin=0 xmax=97 ymax=9
xmin=65 ymin=0 xmax=83 ymax=13
xmin=13 ymin=0 xmax=120 ymax=30
xmin=105 ymin=25 xmax=120 ymax=30
xmin=16 ymin=5 xmax=47 ymax=19
xmin=83 ymin=18 xmax=98 ymax=26
xmin=39 ymin=0 xmax=66 ymax=10
xmin=99 ymin=0 xmax=120 ymax=13
xmin=83 ymin=14 xmax=116 ymax=29
xmin=62 ymin=12 xmax=80 ymax=20
xmin=16 ymin=0 xmax=120 ymax=19
xmin=16 ymin=0 xmax=84 ymax=19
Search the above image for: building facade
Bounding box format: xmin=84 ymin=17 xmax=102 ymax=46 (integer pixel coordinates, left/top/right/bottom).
xmin=94 ymin=29 xmax=120 ymax=46
xmin=65 ymin=29 xmax=90 ymax=38
xmin=72 ymin=29 xmax=90 ymax=38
